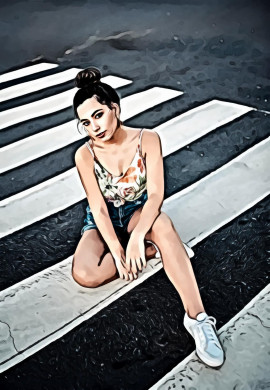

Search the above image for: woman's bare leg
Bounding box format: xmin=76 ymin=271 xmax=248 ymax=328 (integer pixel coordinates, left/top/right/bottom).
xmin=127 ymin=210 xmax=205 ymax=319
xmin=147 ymin=214 xmax=205 ymax=319
xmin=72 ymin=228 xmax=157 ymax=287
xmin=72 ymin=229 xmax=118 ymax=287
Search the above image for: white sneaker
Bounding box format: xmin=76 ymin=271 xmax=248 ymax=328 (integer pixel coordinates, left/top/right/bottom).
xmin=145 ymin=241 xmax=194 ymax=259
xmin=145 ymin=240 xmax=160 ymax=258
xmin=183 ymin=312 xmax=225 ymax=368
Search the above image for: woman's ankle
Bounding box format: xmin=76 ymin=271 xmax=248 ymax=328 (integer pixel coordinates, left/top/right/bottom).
xmin=186 ymin=310 xmax=205 ymax=320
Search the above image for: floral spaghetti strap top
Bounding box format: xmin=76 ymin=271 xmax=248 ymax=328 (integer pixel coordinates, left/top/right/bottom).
xmin=85 ymin=128 xmax=147 ymax=207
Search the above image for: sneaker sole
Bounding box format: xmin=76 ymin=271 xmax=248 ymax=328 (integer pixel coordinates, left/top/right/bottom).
xmin=195 ymin=349 xmax=225 ymax=369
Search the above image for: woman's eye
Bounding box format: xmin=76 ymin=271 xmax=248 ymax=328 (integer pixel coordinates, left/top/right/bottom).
xmin=83 ymin=113 xmax=102 ymax=126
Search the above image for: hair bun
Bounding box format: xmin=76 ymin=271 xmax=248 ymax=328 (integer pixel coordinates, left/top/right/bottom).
xmin=75 ymin=67 xmax=101 ymax=89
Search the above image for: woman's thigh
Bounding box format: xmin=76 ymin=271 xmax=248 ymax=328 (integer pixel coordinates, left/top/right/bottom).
xmin=72 ymin=227 xmax=126 ymax=286
xmin=126 ymin=206 xmax=160 ymax=257
xmin=126 ymin=207 xmax=144 ymax=234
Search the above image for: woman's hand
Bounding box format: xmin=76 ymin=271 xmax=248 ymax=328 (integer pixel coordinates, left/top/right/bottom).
xmin=125 ymin=232 xmax=147 ymax=276
xmin=111 ymin=245 xmax=138 ymax=281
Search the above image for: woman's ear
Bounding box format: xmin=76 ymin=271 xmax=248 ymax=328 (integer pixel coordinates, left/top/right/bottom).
xmin=111 ymin=103 xmax=120 ymax=118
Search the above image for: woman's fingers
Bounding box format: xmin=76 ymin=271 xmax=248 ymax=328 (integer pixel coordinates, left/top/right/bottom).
xmin=131 ymin=258 xmax=139 ymax=275
xmin=118 ymin=263 xmax=131 ymax=281
xmin=122 ymin=270 xmax=137 ymax=281
xmin=123 ymin=267 xmax=134 ymax=281
xmin=136 ymin=258 xmax=143 ymax=272
xmin=118 ymin=258 xmax=138 ymax=282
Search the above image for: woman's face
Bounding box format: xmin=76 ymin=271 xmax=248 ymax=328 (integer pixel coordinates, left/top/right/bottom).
xmin=77 ymin=96 xmax=119 ymax=142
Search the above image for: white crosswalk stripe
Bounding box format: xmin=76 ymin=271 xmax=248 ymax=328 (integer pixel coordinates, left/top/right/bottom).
xmin=0 ymin=62 xmax=58 ymax=83
xmin=0 ymin=68 xmax=83 ymax=102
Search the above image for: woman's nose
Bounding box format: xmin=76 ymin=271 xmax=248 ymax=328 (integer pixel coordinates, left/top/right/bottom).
xmin=92 ymin=121 xmax=99 ymax=131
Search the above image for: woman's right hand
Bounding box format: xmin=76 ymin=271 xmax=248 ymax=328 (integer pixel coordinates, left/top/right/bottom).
xmin=112 ymin=246 xmax=138 ymax=281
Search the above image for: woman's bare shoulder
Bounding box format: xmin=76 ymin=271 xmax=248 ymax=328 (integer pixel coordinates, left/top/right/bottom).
xmin=140 ymin=128 xmax=156 ymax=158
xmin=75 ymin=142 xmax=93 ymax=162
xmin=125 ymin=126 xmax=151 ymax=133
xmin=142 ymin=128 xmax=158 ymax=141
xmin=142 ymin=129 xmax=162 ymax=152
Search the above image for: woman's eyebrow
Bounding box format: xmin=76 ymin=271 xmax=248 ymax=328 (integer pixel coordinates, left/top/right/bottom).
xmin=80 ymin=109 xmax=102 ymax=122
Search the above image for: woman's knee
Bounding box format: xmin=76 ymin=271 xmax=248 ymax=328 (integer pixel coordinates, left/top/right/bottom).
xmin=71 ymin=229 xmax=108 ymax=288
xmin=71 ymin=249 xmax=103 ymax=288
xmin=72 ymin=264 xmax=101 ymax=288
xmin=151 ymin=212 xmax=174 ymax=237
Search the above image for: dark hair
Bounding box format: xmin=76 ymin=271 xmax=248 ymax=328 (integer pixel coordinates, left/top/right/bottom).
xmin=73 ymin=67 xmax=123 ymax=135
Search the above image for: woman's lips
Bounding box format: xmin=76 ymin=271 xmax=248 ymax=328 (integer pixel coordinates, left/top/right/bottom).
xmin=96 ymin=130 xmax=106 ymax=138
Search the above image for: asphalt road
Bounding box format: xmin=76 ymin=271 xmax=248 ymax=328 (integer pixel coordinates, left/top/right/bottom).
xmin=0 ymin=0 xmax=269 ymax=389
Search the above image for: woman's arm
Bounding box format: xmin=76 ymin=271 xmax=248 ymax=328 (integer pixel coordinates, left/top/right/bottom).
xmin=75 ymin=147 xmax=122 ymax=254
xmin=132 ymin=130 xmax=164 ymax=238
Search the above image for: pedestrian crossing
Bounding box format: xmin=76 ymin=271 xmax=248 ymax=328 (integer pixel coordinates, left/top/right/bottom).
xmin=0 ymin=98 xmax=253 ymax=174
xmin=0 ymin=62 xmax=269 ymax=386
xmin=0 ymin=99 xmax=254 ymax=237
xmin=0 ymin=136 xmax=268 ymax=373
xmin=0 ymin=86 xmax=182 ymax=173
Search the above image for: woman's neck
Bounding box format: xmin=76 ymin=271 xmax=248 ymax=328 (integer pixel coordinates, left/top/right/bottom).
xmin=92 ymin=126 xmax=128 ymax=150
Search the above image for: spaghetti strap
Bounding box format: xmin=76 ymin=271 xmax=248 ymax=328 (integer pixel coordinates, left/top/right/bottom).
xmin=85 ymin=141 xmax=95 ymax=159
xmin=138 ymin=127 xmax=145 ymax=156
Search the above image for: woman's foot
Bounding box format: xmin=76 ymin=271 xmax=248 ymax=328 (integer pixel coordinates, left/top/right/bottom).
xmin=183 ymin=312 xmax=225 ymax=368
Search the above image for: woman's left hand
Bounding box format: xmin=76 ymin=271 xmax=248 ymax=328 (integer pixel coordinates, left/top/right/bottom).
xmin=125 ymin=232 xmax=147 ymax=277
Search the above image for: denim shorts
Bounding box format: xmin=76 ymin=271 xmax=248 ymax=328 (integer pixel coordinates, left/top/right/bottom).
xmin=81 ymin=191 xmax=148 ymax=236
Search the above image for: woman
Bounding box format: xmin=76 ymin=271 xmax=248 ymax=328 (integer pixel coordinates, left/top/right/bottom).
xmin=71 ymin=67 xmax=225 ymax=369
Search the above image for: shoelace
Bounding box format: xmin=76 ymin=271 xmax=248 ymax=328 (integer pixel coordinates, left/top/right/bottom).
xmin=193 ymin=316 xmax=219 ymax=347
